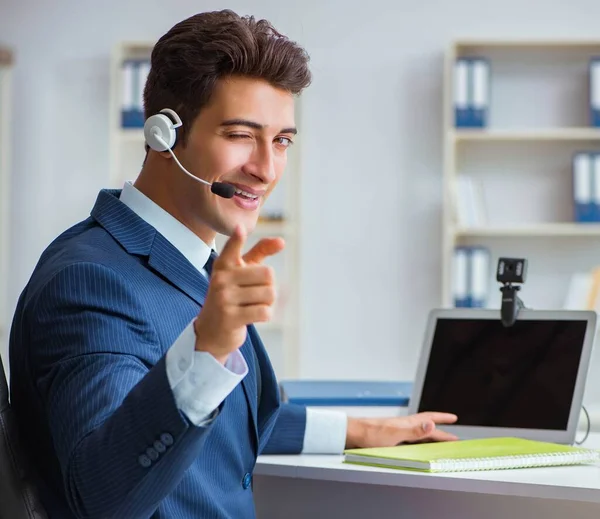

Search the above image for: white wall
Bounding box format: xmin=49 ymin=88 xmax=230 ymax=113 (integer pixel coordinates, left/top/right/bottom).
xmin=2 ymin=0 xmax=600 ymax=394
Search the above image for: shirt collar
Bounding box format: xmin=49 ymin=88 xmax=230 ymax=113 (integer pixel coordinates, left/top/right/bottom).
xmin=119 ymin=181 xmax=214 ymax=274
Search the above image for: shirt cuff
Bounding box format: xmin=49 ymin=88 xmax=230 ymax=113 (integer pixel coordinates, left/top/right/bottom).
xmin=165 ymin=320 xmax=248 ymax=426
xmin=301 ymin=408 xmax=348 ymax=454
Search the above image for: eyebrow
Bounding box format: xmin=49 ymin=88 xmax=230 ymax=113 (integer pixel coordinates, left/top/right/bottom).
xmin=220 ymin=118 xmax=297 ymax=135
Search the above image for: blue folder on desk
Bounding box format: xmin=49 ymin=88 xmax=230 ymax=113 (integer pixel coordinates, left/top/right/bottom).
xmin=279 ymin=380 xmax=412 ymax=407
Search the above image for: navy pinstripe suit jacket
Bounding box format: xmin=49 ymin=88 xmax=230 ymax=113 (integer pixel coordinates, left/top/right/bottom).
xmin=9 ymin=189 xmax=306 ymax=519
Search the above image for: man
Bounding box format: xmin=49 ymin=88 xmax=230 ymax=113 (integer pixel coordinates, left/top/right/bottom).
xmin=9 ymin=9 xmax=457 ymax=519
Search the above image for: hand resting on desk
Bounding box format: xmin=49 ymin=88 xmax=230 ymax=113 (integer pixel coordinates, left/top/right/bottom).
xmin=345 ymin=412 xmax=459 ymax=448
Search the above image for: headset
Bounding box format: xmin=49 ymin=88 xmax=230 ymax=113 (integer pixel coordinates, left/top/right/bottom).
xmin=143 ymin=108 xmax=236 ymax=199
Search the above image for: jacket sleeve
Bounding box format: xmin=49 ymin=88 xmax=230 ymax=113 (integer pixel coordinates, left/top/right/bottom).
xmin=28 ymin=262 xmax=216 ymax=519
xmin=259 ymin=403 xmax=307 ymax=454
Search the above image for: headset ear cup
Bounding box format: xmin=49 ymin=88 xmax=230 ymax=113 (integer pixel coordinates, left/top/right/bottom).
xmin=144 ymin=113 xmax=177 ymax=151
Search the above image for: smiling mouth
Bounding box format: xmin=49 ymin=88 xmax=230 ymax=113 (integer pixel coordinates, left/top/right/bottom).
xmin=227 ymin=184 xmax=263 ymax=211
xmin=232 ymin=186 xmax=260 ymax=200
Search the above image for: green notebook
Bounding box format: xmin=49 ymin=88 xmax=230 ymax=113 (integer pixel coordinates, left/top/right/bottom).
xmin=343 ymin=437 xmax=600 ymax=473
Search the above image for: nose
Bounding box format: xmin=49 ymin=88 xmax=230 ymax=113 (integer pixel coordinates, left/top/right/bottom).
xmin=244 ymin=142 xmax=277 ymax=184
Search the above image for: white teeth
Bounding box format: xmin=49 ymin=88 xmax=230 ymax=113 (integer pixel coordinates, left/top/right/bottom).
xmin=234 ymin=188 xmax=259 ymax=199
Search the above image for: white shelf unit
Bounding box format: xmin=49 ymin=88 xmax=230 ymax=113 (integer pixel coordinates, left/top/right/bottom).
xmin=442 ymin=39 xmax=600 ymax=310
xmin=109 ymin=42 xmax=303 ymax=379
xmin=108 ymin=42 xmax=153 ymax=188
xmin=0 ymin=47 xmax=12 ymax=365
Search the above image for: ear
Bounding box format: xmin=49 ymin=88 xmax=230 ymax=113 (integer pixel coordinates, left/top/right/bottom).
xmin=143 ymin=108 xmax=182 ymax=152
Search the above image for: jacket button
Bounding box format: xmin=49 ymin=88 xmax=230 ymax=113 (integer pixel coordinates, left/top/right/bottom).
xmin=242 ymin=472 xmax=252 ymax=489
xmin=160 ymin=433 xmax=174 ymax=446
xmin=138 ymin=454 xmax=151 ymax=468
xmin=146 ymin=447 xmax=159 ymax=461
xmin=154 ymin=440 xmax=166 ymax=453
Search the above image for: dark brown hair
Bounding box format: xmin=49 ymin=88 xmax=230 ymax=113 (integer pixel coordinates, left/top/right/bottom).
xmin=143 ymin=9 xmax=311 ymax=148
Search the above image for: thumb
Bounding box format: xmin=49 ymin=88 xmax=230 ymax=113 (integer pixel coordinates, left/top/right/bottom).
xmin=217 ymin=224 xmax=246 ymax=268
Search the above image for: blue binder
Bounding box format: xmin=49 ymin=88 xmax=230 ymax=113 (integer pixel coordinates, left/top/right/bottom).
xmin=573 ymin=151 xmax=594 ymax=222
xmin=454 ymin=58 xmax=470 ymax=127
xmin=279 ymin=380 xmax=412 ymax=407
xmin=468 ymin=246 xmax=490 ymax=308
xmin=469 ymin=58 xmax=490 ymax=128
xmin=590 ymin=58 xmax=600 ymax=127
xmin=120 ymin=59 xmax=136 ymax=128
xmin=453 ymin=246 xmax=470 ymax=307
xmin=593 ymin=153 xmax=600 ymax=221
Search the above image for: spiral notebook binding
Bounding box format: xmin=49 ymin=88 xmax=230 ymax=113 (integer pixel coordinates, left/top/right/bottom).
xmin=430 ymin=449 xmax=600 ymax=472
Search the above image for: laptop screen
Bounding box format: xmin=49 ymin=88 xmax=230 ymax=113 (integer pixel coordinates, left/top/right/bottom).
xmin=416 ymin=317 xmax=588 ymax=431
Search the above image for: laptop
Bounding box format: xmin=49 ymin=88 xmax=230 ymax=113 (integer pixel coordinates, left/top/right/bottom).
xmin=408 ymin=308 xmax=597 ymax=445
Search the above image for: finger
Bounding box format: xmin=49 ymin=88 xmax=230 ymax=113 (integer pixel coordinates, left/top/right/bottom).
xmin=236 ymin=304 xmax=273 ymax=325
xmin=230 ymin=264 xmax=275 ymax=287
xmin=407 ymin=418 xmax=460 ymax=443
xmin=427 ymin=429 xmax=459 ymax=442
xmin=418 ymin=412 xmax=458 ymax=425
xmin=233 ymin=286 xmax=276 ymax=306
xmin=406 ymin=419 xmax=444 ymax=443
xmin=242 ymin=237 xmax=285 ymax=264
xmin=216 ymin=224 xmax=246 ymax=268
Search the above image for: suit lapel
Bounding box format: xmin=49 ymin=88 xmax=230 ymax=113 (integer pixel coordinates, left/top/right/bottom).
xmin=90 ymin=189 xmax=156 ymax=256
xmin=91 ymin=188 xmax=260 ymax=439
xmin=91 ymin=189 xmax=210 ymax=306
xmin=239 ymin=338 xmax=259 ymax=442
xmin=147 ymin=233 xmax=210 ymax=307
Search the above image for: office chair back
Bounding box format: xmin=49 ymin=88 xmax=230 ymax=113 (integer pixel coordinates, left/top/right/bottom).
xmin=0 ymin=354 xmax=47 ymax=518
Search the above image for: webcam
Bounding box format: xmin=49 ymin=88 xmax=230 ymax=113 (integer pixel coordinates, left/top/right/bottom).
xmin=497 ymin=257 xmax=528 ymax=327
xmin=496 ymin=258 xmax=527 ymax=285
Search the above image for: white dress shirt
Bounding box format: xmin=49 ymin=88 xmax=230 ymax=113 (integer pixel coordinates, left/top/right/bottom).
xmin=119 ymin=181 xmax=347 ymax=454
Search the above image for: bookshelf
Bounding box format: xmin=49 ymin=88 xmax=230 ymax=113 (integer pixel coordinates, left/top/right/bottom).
xmin=0 ymin=47 xmax=12 ymax=364
xmin=108 ymin=42 xmax=303 ymax=378
xmin=442 ymin=39 xmax=600 ymax=310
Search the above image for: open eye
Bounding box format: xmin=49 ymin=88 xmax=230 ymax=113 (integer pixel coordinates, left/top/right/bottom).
xmin=275 ymin=136 xmax=294 ymax=148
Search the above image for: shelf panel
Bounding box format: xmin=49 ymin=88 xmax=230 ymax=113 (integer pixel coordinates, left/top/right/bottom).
xmin=451 ymin=128 xmax=600 ymax=142
xmin=120 ymin=41 xmax=154 ymax=51
xmin=255 ymin=221 xmax=295 ymax=236
xmin=454 ymin=39 xmax=600 ymax=50
xmin=455 ymin=224 xmax=600 ymax=237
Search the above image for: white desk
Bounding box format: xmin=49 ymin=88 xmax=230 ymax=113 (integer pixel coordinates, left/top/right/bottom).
xmin=254 ymin=433 xmax=600 ymax=519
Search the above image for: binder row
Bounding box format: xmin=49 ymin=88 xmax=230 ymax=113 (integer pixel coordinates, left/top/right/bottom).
xmin=120 ymin=59 xmax=150 ymax=128
xmin=455 ymin=57 xmax=600 ymax=129
xmin=572 ymin=151 xmax=600 ymax=222
xmin=453 ymin=246 xmax=490 ymax=308
xmin=453 ymin=58 xmax=490 ymax=128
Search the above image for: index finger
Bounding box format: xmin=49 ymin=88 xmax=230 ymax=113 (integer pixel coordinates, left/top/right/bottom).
xmin=429 ymin=429 xmax=459 ymax=442
xmin=242 ymin=237 xmax=285 ymax=264
xmin=215 ymin=224 xmax=246 ymax=268
xmin=419 ymin=412 xmax=458 ymax=424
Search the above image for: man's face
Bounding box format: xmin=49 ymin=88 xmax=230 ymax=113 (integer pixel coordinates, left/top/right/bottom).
xmin=173 ymin=76 xmax=296 ymax=239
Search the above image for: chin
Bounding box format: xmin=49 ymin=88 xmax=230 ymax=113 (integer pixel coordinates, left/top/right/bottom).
xmin=218 ymin=215 xmax=259 ymax=237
